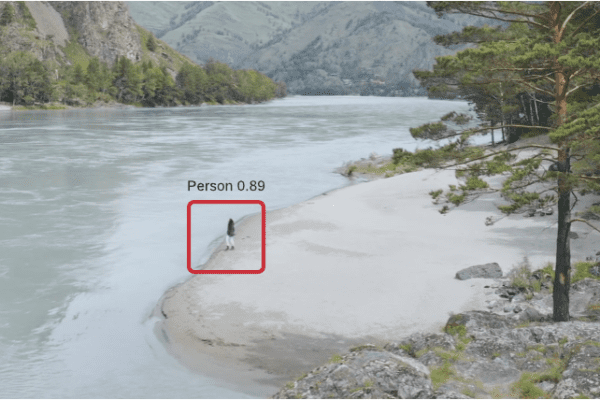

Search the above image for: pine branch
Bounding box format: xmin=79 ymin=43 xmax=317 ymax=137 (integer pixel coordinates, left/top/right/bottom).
xmin=560 ymin=1 xmax=590 ymax=38
xmin=569 ymin=7 xmax=600 ymax=38
xmin=570 ymin=218 xmax=600 ymax=233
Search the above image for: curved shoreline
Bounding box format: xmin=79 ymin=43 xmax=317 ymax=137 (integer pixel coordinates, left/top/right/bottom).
xmin=154 ymin=167 xmax=600 ymax=396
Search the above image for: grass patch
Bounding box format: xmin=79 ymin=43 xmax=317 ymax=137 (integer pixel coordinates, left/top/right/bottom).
xmin=399 ymin=343 xmax=413 ymax=354
xmin=511 ymin=372 xmax=551 ymax=398
xmin=430 ymin=362 xmax=456 ymax=389
xmin=329 ymin=354 xmax=342 ymax=364
xmin=61 ymin=34 xmax=92 ymax=69
xmin=444 ymin=323 xmax=467 ymax=338
xmin=572 ymin=261 xmax=598 ymax=283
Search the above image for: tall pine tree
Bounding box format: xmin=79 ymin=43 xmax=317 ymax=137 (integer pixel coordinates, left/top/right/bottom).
xmin=418 ymin=1 xmax=600 ymax=321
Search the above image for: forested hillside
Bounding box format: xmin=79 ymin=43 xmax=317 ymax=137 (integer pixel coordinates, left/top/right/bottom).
xmin=0 ymin=1 xmax=281 ymax=108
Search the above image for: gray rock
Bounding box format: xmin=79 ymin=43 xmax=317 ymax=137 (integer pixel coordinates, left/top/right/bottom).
xmin=568 ymin=231 xmax=579 ymax=239
xmin=456 ymin=263 xmax=503 ymax=280
xmin=275 ymin=281 xmax=600 ymax=399
xmin=590 ymin=265 xmax=600 ymax=277
xmin=513 ymin=304 xmax=524 ymax=313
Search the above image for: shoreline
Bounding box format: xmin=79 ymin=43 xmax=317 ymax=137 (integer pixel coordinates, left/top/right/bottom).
xmin=0 ymin=98 xmax=280 ymax=112
xmin=154 ymin=164 xmax=598 ymax=396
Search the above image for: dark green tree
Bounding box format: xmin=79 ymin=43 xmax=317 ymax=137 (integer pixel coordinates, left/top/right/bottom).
xmin=416 ymin=1 xmax=600 ymax=321
xmin=0 ymin=52 xmax=53 ymax=105
xmin=147 ymin=34 xmax=157 ymax=52
xmin=0 ymin=3 xmax=15 ymax=26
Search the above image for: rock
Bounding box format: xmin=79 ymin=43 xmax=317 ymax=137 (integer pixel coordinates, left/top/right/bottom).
xmin=503 ymin=303 xmax=515 ymax=313
xmin=275 ymin=281 xmax=600 ymax=399
xmin=568 ymin=231 xmax=579 ymax=239
xmin=272 ymin=349 xmax=433 ymax=399
xmin=455 ymin=263 xmax=503 ymax=280
xmin=516 ymin=306 xmax=546 ymax=323
xmin=513 ymin=304 xmax=524 ymax=313
xmin=553 ymin=344 xmax=600 ymax=398
xmin=537 ymin=381 xmax=555 ymax=393
xmin=369 ymin=152 xmax=379 ymax=161
xmin=590 ymin=266 xmax=600 ymax=277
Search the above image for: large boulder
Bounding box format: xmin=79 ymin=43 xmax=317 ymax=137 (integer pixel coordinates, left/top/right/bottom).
xmin=273 ymin=348 xmax=433 ymax=399
xmin=455 ymin=263 xmax=503 ymax=280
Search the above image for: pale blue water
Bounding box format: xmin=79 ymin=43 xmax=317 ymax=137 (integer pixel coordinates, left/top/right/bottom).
xmin=0 ymin=96 xmax=474 ymax=398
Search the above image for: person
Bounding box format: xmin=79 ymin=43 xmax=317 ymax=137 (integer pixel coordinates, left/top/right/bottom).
xmin=226 ymin=218 xmax=235 ymax=250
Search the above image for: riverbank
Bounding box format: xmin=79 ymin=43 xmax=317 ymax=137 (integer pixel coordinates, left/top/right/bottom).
xmin=155 ymin=166 xmax=600 ymax=396
xmin=0 ymin=98 xmax=275 ymax=112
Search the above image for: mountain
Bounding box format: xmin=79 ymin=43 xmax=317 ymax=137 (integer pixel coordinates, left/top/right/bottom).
xmin=0 ymin=1 xmax=280 ymax=108
xmin=0 ymin=1 xmax=191 ymax=72
xmin=126 ymin=1 xmax=485 ymax=96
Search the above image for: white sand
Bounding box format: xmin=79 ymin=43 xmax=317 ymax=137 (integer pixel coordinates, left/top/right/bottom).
xmin=0 ymin=105 xmax=12 ymax=111
xmin=159 ymin=168 xmax=600 ymax=392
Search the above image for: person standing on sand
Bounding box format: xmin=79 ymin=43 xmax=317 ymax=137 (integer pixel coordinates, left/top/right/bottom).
xmin=226 ymin=218 xmax=235 ymax=250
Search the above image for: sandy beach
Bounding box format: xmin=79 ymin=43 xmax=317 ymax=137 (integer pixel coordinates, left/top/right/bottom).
xmin=157 ymin=167 xmax=600 ymax=396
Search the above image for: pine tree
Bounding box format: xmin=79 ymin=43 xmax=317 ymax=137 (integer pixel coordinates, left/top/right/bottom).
xmin=147 ymin=34 xmax=157 ymax=52
xmin=416 ymin=1 xmax=600 ymax=321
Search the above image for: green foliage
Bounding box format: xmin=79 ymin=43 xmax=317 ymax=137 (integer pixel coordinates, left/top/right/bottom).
xmin=511 ymin=372 xmax=551 ymax=399
xmin=410 ymin=122 xmax=448 ymax=139
xmin=572 ymin=262 xmax=599 ymax=284
xmin=429 ymin=189 xmax=443 ymax=200
xmin=509 ymin=259 xmax=533 ymax=289
xmin=0 ymin=51 xmax=53 ymax=105
xmin=0 ymin=3 xmax=15 ymax=26
xmin=146 ymin=34 xmax=157 ymax=52
xmin=329 ymin=354 xmax=342 ymax=364
xmin=430 ymin=362 xmax=456 ymax=390
xmin=444 ymin=323 xmax=467 ymax=338
xmin=447 ymin=192 xmax=466 ymax=206
xmin=463 ymin=176 xmax=489 ymax=190
xmin=17 ymin=2 xmax=36 ymax=30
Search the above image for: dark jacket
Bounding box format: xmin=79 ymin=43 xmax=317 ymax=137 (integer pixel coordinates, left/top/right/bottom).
xmin=227 ymin=219 xmax=235 ymax=236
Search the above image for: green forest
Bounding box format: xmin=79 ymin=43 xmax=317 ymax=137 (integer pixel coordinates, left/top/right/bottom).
xmin=0 ymin=2 xmax=285 ymax=108
xmin=0 ymin=51 xmax=285 ymax=108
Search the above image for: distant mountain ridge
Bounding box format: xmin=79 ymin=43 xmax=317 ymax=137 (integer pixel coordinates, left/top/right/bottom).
xmin=127 ymin=1 xmax=485 ymax=96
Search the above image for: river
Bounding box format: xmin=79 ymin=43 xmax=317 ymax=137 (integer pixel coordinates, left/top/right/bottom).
xmin=0 ymin=96 xmax=472 ymax=398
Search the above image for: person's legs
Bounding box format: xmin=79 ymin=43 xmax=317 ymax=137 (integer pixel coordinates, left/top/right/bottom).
xmin=225 ymin=235 xmax=231 ymax=249
xmin=230 ymin=236 xmax=234 ymax=250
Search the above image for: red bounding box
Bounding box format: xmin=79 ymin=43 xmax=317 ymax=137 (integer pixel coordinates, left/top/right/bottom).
xmin=187 ymin=200 xmax=266 ymax=274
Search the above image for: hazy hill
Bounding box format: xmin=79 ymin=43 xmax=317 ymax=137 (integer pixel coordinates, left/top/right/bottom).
xmin=127 ymin=1 xmax=484 ymax=95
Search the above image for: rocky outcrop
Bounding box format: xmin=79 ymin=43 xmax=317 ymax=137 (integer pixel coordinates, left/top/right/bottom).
xmin=455 ymin=263 xmax=503 ymax=280
xmin=52 ymin=2 xmax=143 ymax=65
xmin=274 ymin=278 xmax=600 ymax=399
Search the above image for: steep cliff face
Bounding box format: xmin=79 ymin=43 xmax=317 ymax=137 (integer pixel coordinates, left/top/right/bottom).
xmin=52 ymin=1 xmax=143 ymax=65
xmin=128 ymin=1 xmax=485 ymax=96
xmin=0 ymin=1 xmax=191 ymax=73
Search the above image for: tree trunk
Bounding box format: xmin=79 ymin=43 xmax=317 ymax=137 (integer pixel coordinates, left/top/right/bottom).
xmin=550 ymin=1 xmax=572 ymax=322
xmin=553 ymin=147 xmax=571 ymax=321
xmin=533 ymin=93 xmax=539 ymax=125
xmin=491 ymin=128 xmax=495 ymax=146
xmin=499 ymin=83 xmax=506 ymax=142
